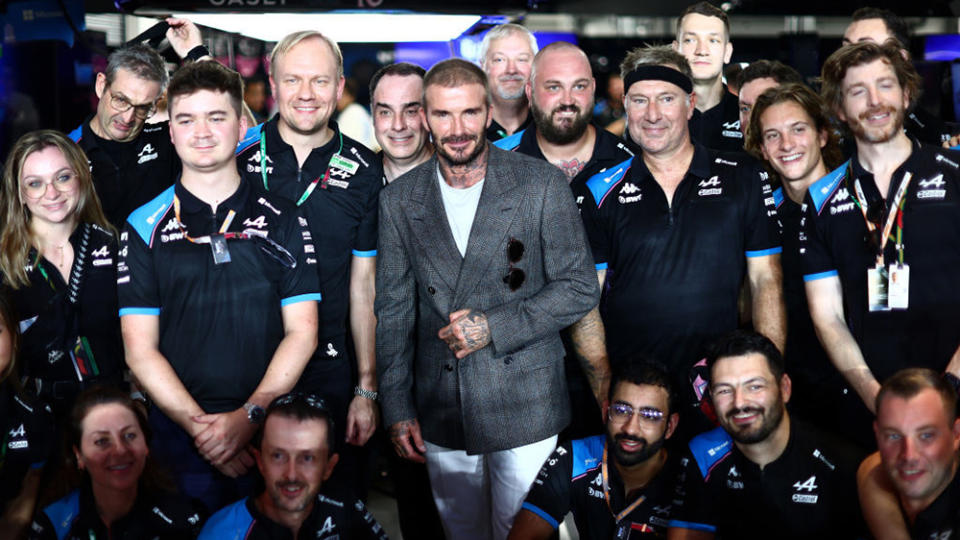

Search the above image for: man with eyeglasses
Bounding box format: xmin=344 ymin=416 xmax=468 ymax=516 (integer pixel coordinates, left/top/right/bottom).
xmin=667 ymin=330 xmax=864 ymax=540
xmin=199 ymin=393 xmax=388 ymax=539
xmin=508 ymin=361 xmax=680 ymax=539
xmin=803 ymin=42 xmax=960 ymax=420
xmin=69 ymin=17 xmax=211 ymax=229
xmin=118 ymin=61 xmax=321 ymax=511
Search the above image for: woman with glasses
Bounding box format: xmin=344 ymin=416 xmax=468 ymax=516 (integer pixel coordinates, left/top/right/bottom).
xmin=0 ymin=130 xmax=127 ymax=420
xmin=0 ymin=290 xmax=55 ymax=538
xmin=29 ymin=385 xmax=207 ymax=539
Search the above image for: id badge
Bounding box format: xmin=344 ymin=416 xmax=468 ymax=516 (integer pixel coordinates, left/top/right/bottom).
xmin=867 ymin=265 xmax=889 ymax=312
xmin=888 ymin=263 xmax=910 ymax=310
xmin=210 ymin=234 xmax=232 ymax=265
xmin=614 ymin=521 xmax=630 ymax=539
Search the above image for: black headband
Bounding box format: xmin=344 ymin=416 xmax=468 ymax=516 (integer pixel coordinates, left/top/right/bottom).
xmin=623 ymin=65 xmax=693 ymax=95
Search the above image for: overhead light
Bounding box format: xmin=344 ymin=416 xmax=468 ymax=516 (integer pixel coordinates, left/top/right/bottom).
xmin=171 ymin=12 xmax=482 ymax=43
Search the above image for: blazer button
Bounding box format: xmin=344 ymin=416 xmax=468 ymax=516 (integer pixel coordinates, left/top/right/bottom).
xmin=444 ymin=364 xmax=454 ymax=372
xmin=428 ymin=286 xmax=436 ymax=295
xmin=504 ymin=357 xmax=512 ymax=365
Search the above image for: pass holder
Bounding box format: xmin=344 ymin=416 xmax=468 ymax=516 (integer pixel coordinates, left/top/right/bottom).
xmin=210 ymin=234 xmax=231 ymax=264
xmin=887 ymin=263 xmax=910 ymax=310
xmin=867 ymin=264 xmax=889 ymax=312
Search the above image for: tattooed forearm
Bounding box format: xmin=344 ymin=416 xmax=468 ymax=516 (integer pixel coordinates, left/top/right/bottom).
xmin=569 ymin=307 xmax=611 ymax=405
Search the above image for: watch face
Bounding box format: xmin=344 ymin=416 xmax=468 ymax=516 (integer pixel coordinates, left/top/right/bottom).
xmin=249 ymin=405 xmax=265 ymax=424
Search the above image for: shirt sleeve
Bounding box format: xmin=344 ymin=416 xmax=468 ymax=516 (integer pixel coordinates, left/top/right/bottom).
xmin=520 ymin=442 xmax=574 ymax=529
xmin=277 ymin=207 xmax=322 ymax=306
xmin=352 ymin=162 xmax=383 ymax=258
xmin=117 ymin=225 xmax=161 ymax=316
xmin=667 ymin=449 xmax=717 ymax=533
xmin=743 ymin=163 xmax=782 ymax=258
xmin=349 ymin=499 xmax=390 ymax=540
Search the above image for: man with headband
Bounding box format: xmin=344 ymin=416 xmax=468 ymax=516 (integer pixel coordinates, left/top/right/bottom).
xmin=580 ymin=45 xmax=784 ymax=442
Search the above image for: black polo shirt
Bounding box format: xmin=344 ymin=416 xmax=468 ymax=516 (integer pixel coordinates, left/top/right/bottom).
xmin=199 ymin=494 xmax=388 ymax=539
xmin=581 ymin=146 xmax=780 ymax=376
xmin=906 ymin=108 xmax=954 ymax=146
xmin=492 ymin=123 xmax=634 ymax=205
xmin=688 ymin=87 xmax=743 ymax=153
xmin=668 ymin=421 xmax=864 ymax=539
xmin=236 ymin=118 xmax=381 ymax=347
xmin=486 ymin=111 xmax=533 ymax=141
xmin=800 ymin=141 xmax=960 ymax=384
xmin=117 ymin=178 xmax=321 ymax=413
xmin=0 ymin=382 xmax=53 ymax=515
xmin=69 ymin=120 xmax=179 ymax=229
xmin=8 ymin=224 xmax=123 ymax=389
xmin=31 ymin=483 xmax=206 ymax=540
xmin=521 ymin=434 xmax=676 ymax=538
xmin=912 ymin=469 xmax=960 ymax=539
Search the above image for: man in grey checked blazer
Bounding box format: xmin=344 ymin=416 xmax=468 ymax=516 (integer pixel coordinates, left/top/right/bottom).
xmin=375 ymin=58 xmax=600 ymax=540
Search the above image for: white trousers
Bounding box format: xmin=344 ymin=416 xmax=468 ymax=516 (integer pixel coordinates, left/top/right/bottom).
xmin=424 ymin=435 xmax=558 ymax=540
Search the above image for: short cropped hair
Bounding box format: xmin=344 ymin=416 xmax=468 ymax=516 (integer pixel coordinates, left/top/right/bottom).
xmin=677 ymin=1 xmax=730 ymax=41
xmin=876 ymin=368 xmax=958 ymax=422
xmin=105 ymin=43 xmax=168 ymax=89
xmin=745 ymin=83 xmax=844 ymax=171
xmin=820 ymin=41 xmax=922 ymax=115
xmin=270 ymin=31 xmax=343 ymax=79
xmin=609 ymin=359 xmax=677 ymax=416
xmin=738 ymin=60 xmax=803 ymax=91
xmin=479 ymin=23 xmax=538 ymax=67
xmin=706 ymin=330 xmax=785 ymax=382
xmin=369 ymin=62 xmax=426 ymax=99
xmin=167 ymin=61 xmax=244 ymax=116
xmin=259 ymin=392 xmax=337 ymax=452
xmin=620 ymin=45 xmax=694 ymax=86
xmin=531 ymin=41 xmax=589 ymax=86
xmin=423 ymin=58 xmax=490 ymax=107
xmin=850 ymin=7 xmax=910 ymax=49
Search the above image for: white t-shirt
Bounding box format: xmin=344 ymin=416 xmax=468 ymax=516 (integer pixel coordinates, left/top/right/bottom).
xmin=437 ymin=167 xmax=484 ymax=257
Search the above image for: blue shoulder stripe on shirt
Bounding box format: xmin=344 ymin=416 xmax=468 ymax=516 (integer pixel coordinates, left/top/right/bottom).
xmin=803 ymin=269 xmax=839 ymax=282
xmin=281 ymin=293 xmax=323 ymax=307
xmin=522 ymin=502 xmax=560 ymax=529
xmin=198 ymin=498 xmax=254 ymax=540
xmin=688 ymin=426 xmax=733 ymax=480
xmin=585 ymin=157 xmax=634 ymax=208
xmin=773 ymin=186 xmax=784 ymax=209
xmin=571 ymin=434 xmax=605 ymax=480
xmin=126 ymin=185 xmax=175 ymax=245
xmin=68 ymin=125 xmax=82 ymax=143
xmin=667 ymin=519 xmax=718 ymax=532
xmin=352 ymin=249 xmax=377 ymax=258
xmin=237 ymin=122 xmax=264 ymax=155
xmin=808 ymin=161 xmax=849 ymax=214
xmin=43 ymin=490 xmax=80 ymax=540
xmin=492 ymin=129 xmax=524 ymax=151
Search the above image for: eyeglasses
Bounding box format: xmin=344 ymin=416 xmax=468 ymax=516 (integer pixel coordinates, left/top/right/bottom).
xmin=107 ymin=89 xmax=157 ymax=120
xmin=270 ymin=392 xmax=329 ymax=411
xmin=608 ymin=402 xmax=665 ymax=425
xmin=502 ymin=237 xmax=525 ymax=291
xmin=21 ymin=171 xmax=79 ymax=200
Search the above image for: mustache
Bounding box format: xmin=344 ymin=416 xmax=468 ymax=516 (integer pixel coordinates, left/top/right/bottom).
xmin=277 ymin=481 xmax=305 ymax=491
xmin=615 ymin=434 xmax=648 ymax=447
xmin=552 ymin=104 xmax=581 ymax=115
xmin=727 ymin=406 xmax=764 ymax=419
xmin=440 ymin=134 xmax=478 ymax=145
xmin=498 ymin=74 xmax=526 ymax=83
xmin=858 ymin=106 xmax=896 ymax=121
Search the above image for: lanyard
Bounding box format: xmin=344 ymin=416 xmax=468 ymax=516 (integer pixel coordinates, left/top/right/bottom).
xmin=601 ymin=442 xmax=647 ymax=523
xmin=172 ymin=194 xmax=236 ymax=244
xmin=259 ymin=128 xmax=343 ymax=206
xmin=849 ymin=164 xmax=912 ymax=266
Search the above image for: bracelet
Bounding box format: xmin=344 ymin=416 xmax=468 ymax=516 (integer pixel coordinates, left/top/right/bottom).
xmin=186 ymin=45 xmax=210 ymax=62
xmin=354 ymin=386 xmax=379 ymax=401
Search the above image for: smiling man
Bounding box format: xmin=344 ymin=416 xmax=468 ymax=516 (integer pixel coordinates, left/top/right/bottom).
xmin=369 ymin=62 xmax=434 ymax=184
xmin=481 ymin=24 xmax=538 ymax=141
xmin=667 ymin=330 xmax=864 ymax=540
xmin=198 ymin=392 xmax=388 ymax=539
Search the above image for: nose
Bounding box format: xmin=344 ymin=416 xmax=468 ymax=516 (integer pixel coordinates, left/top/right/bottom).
xmin=282 ymin=459 xmax=298 ymax=481
xmin=195 ymin=118 xmax=212 ymax=138
xmin=644 ymin=99 xmax=661 ymax=122
xmin=901 ymin=436 xmax=919 ymax=462
xmin=296 ymin=80 xmax=314 ymax=101
xmin=391 ymin=111 xmax=405 ymax=132
xmin=866 ymin=85 xmax=881 ymax=107
xmin=41 ymin=181 xmax=59 ymax=199
xmin=780 ymin=132 xmax=795 ymax=152
xmin=732 ymin=387 xmax=748 ymax=410
xmin=120 ymin=106 xmax=137 ymax=124
xmin=505 ymin=58 xmax=518 ymax=74
xmin=695 ymin=37 xmax=709 ymax=56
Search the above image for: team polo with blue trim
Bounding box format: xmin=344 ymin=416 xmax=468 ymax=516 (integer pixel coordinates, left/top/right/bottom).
xmin=117 ymin=178 xmax=321 ymax=413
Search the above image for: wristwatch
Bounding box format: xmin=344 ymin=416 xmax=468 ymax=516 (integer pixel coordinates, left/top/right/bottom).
xmin=354 ymin=386 xmax=379 ymax=401
xmin=243 ymin=402 xmax=266 ymax=424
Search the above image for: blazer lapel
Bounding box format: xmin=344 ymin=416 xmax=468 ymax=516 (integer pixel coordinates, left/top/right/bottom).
xmin=405 ymin=158 xmax=462 ymax=293
xmin=453 ymin=148 xmax=522 ymax=307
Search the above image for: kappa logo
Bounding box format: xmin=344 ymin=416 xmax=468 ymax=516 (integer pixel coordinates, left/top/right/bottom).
xmin=833 ymin=187 xmax=850 ymax=202
xmin=620 ymin=182 xmax=640 ymax=195
xmin=298 ymin=217 xmax=309 ymax=227
xmin=699 ymin=176 xmax=721 ymax=188
xmin=244 ymin=215 xmax=268 ymax=229
xmin=161 ymin=219 xmax=181 ymax=233
xmin=247 ymin=151 xmax=274 ymax=165
xmin=246 ymin=150 xmax=274 ymax=174
xmin=137 ymin=143 xmax=158 ymax=164
xmin=591 ymin=474 xmax=603 ymax=487
xmin=919 ymin=174 xmax=945 ymax=189
xmin=47 ymin=350 xmax=63 ymax=364
xmin=726 ymin=466 xmax=744 ymax=489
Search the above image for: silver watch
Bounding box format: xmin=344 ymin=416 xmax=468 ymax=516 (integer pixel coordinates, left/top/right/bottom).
xmin=354 ymin=386 xmax=379 ymax=401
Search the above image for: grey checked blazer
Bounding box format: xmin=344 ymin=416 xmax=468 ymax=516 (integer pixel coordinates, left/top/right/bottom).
xmin=375 ymin=146 xmax=600 ymax=454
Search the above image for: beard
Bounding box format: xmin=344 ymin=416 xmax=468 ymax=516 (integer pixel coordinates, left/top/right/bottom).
xmin=532 ymin=102 xmax=592 ymax=145
xmin=269 ymin=481 xmax=313 ymax=513
xmin=608 ymin=431 xmax=667 ymax=467
xmin=437 ymin=134 xmax=486 ymax=167
xmin=720 ymin=398 xmax=786 ymax=445
xmin=848 ymin=104 xmax=905 ymax=144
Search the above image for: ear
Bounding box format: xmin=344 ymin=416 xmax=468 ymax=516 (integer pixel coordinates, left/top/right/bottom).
xmin=419 ymin=107 xmax=431 ymax=137
xmin=873 ymin=420 xmax=881 ymax=443
xmin=73 ymin=446 xmax=84 ymax=471
xmin=723 ymin=42 xmax=733 ymax=65
xmin=951 ymin=418 xmax=960 ymax=452
xmin=665 ymin=412 xmax=680 ymax=439
xmin=835 ymin=104 xmax=847 ymax=124
xmin=238 ymin=112 xmax=250 ymax=141
xmin=485 ymin=102 xmax=493 ymax=129
xmin=252 ymin=446 xmax=263 ymax=472
xmin=525 ymin=80 xmax=532 ymax=104
xmin=672 ymin=39 xmax=681 ymax=52
xmin=268 ymin=75 xmax=277 ymax=99
xmin=818 ymin=127 xmax=828 ymax=150
xmin=336 ymin=76 xmax=346 ymax=104
xmin=687 ymin=93 xmax=698 ymax=119
xmin=323 ymin=452 xmax=340 ymax=482
xmin=601 ymin=399 xmax=610 ymax=424
xmin=780 ymin=373 xmax=792 ymax=404
xmin=95 ymin=72 xmax=107 ymax=99
xmin=760 ymin=137 xmax=771 ymax=162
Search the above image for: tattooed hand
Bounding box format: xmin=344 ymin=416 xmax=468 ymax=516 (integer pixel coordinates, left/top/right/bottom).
xmin=389 ymin=419 xmax=426 ymax=463
xmin=438 ymin=309 xmax=491 ymax=359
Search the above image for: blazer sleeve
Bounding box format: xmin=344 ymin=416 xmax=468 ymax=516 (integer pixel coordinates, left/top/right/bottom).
xmin=485 ymin=166 xmax=601 ymax=355
xmin=374 ymin=187 xmax=419 ymax=427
